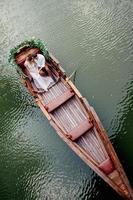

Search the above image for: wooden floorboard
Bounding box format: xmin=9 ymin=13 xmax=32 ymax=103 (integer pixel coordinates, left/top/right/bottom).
xmin=42 ymin=81 xmax=68 ymax=104
xmin=52 ymin=96 xmax=87 ymax=132
xmin=76 ymin=128 xmax=108 ymax=164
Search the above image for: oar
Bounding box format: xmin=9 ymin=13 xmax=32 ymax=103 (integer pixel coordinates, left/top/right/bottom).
xmin=65 ymin=69 xmax=77 ymax=84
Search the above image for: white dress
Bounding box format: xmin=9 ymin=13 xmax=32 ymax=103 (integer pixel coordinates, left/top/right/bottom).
xmin=24 ymin=60 xmax=54 ymax=91
xmin=34 ymin=54 xmax=45 ymax=69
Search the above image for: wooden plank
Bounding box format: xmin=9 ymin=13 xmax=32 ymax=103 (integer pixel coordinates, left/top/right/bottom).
xmin=67 ymin=80 xmax=83 ymax=98
xmin=49 ymin=53 xmax=60 ymax=64
xmin=36 ymin=99 xmax=51 ymax=121
xmin=50 ymin=120 xmax=98 ymax=166
xmin=109 ymin=170 xmax=123 ymax=186
xmin=46 ymin=90 xmax=74 ymax=112
xmin=52 ymin=97 xmax=83 ymax=132
xmin=35 ymin=95 xmax=51 ymax=121
xmin=85 ymin=131 xmax=106 ymax=162
xmin=73 ymin=97 xmax=87 ymax=120
xmin=77 ymin=130 xmax=106 ymax=164
xmin=49 ymin=53 xmax=66 ymax=77
xmin=93 ymin=127 xmax=109 ymax=159
xmin=22 ymin=79 xmax=36 ymax=97
xmin=16 ymin=48 xmax=39 ymax=65
xmin=67 ymin=120 xmax=93 ymax=141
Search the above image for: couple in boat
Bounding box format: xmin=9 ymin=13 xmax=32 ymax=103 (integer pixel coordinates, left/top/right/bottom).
xmin=24 ymin=53 xmax=56 ymax=92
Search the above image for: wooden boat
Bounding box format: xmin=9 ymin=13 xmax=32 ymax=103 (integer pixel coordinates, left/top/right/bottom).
xmin=9 ymin=39 xmax=133 ymax=199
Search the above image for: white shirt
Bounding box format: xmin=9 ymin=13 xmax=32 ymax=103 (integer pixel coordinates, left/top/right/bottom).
xmin=34 ymin=54 xmax=45 ymax=69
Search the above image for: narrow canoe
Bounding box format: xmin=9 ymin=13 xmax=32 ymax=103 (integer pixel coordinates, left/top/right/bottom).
xmin=9 ymin=39 xmax=133 ymax=200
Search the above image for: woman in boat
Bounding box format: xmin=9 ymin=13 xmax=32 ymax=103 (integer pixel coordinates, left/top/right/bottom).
xmin=24 ymin=55 xmax=54 ymax=91
xmin=33 ymin=53 xmax=57 ymax=82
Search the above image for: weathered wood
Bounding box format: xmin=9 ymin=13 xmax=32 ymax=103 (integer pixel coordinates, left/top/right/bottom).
xmin=67 ymin=120 xmax=93 ymax=141
xmin=49 ymin=120 xmax=98 ymax=166
xmin=67 ymin=80 xmax=83 ymax=98
xmin=35 ymin=98 xmax=51 ymax=121
xmin=49 ymin=53 xmax=60 ymax=65
xmin=23 ymin=79 xmax=37 ymax=97
xmin=16 ymin=48 xmax=39 ymax=65
xmin=93 ymin=127 xmax=109 ymax=159
xmin=77 ymin=129 xmax=107 ymax=164
xmin=45 ymin=89 xmax=74 ymax=112
xmin=51 ymin=97 xmax=87 ymax=133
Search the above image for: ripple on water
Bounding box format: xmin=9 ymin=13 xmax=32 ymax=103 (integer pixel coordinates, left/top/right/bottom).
xmin=0 ymin=75 xmax=35 ymax=132
xmin=0 ymin=0 xmax=133 ymax=199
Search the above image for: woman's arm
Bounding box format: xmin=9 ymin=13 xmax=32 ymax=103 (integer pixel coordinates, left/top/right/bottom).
xmin=23 ymin=67 xmax=33 ymax=81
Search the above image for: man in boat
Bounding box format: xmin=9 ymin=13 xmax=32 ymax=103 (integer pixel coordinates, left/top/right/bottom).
xmin=24 ymin=55 xmax=54 ymax=91
xmin=33 ymin=53 xmax=57 ymax=82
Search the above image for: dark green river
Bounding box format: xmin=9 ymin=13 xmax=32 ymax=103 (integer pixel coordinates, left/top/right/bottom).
xmin=0 ymin=0 xmax=133 ymax=199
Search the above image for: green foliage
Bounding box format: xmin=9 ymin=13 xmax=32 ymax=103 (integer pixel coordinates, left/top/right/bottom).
xmin=8 ymin=38 xmax=50 ymax=70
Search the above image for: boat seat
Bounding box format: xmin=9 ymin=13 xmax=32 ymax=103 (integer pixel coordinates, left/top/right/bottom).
xmin=66 ymin=119 xmax=93 ymax=141
xmin=45 ymin=89 xmax=75 ymax=112
xmin=99 ymin=158 xmax=114 ymax=175
xmin=16 ymin=48 xmax=40 ymax=66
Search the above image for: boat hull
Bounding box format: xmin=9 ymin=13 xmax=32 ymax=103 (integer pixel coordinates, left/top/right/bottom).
xmin=9 ymin=43 xmax=133 ymax=199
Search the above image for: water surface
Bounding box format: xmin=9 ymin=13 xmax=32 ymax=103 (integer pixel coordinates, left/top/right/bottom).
xmin=0 ymin=0 xmax=133 ymax=199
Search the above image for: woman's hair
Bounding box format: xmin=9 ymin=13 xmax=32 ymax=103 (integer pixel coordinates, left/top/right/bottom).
xmin=32 ymin=53 xmax=37 ymax=59
xmin=27 ymin=54 xmax=34 ymax=62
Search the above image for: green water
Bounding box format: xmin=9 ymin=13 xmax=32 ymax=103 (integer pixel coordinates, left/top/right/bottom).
xmin=0 ymin=0 xmax=133 ymax=199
